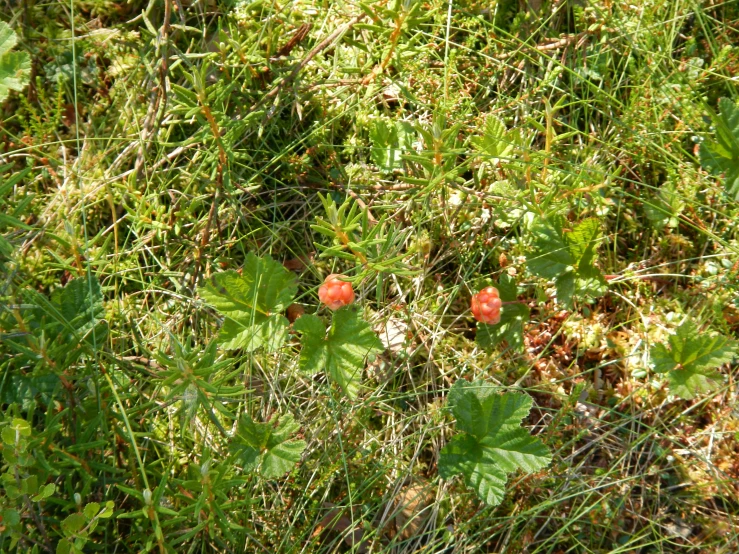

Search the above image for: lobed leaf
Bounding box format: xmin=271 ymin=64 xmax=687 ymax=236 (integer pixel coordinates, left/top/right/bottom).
xmin=233 ymin=413 xmax=306 ymax=479
xmin=649 ymin=320 xmax=738 ymax=399
xmin=199 ymin=253 xmax=296 ymax=352
xmin=471 ymin=115 xmax=517 ymax=164
xmin=294 ymin=307 xmax=383 ymax=398
xmin=0 ymin=22 xmax=31 ymax=103
xmin=4 ymin=277 xmax=108 ymax=370
xmin=700 ymin=97 xmax=739 ymax=199
xmin=439 ymin=380 xmax=551 ymax=506
xmin=370 ymin=119 xmax=415 ymax=173
xmin=527 ymin=216 xmax=607 ymax=307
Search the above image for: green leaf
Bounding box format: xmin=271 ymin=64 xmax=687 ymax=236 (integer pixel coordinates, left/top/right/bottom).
xmin=83 ymin=502 xmax=101 ymax=520
xmin=527 ymin=217 xmax=607 ymax=307
xmin=56 ymin=538 xmax=72 ymax=554
xmin=471 ymin=115 xmax=517 ymax=163
xmin=199 ymin=253 xmax=296 ymax=352
xmin=40 ymin=278 xmax=108 ymax=368
xmin=21 ymin=474 xmax=38 ymax=495
xmin=439 ymin=380 xmax=551 ymax=506
xmin=2 ymin=427 xmax=17 ymax=445
xmin=32 ymin=482 xmax=56 ymax=502
xmin=566 ymin=218 xmax=600 ymax=268
xmin=99 ymin=501 xmax=115 ymax=518
xmin=476 ymin=275 xmax=529 ymax=352
xmin=0 ymin=23 xmax=30 ymax=103
xmin=0 ymin=373 xmax=61 ymax=410
xmin=11 ymin=418 xmax=31 ymax=436
xmin=62 ymin=512 xmax=87 ymax=534
xmin=643 ymin=182 xmax=684 ymax=229
xmin=649 ymin=320 xmax=738 ymax=399
xmin=700 ymin=97 xmax=739 ymax=199
xmin=1 ymin=508 xmax=20 ymax=526
xmin=370 ymin=119 xmax=415 ymax=173
xmin=3 ymin=277 xmax=107 ymax=370
xmin=527 ymin=216 xmax=574 ymax=278
xmin=233 ymin=413 xmax=306 ymax=478
xmin=294 ymin=307 xmax=383 ymax=398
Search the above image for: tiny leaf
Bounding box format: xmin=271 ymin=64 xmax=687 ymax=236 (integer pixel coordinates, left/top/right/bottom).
xmin=61 ymin=512 xmax=87 ymax=534
xmin=32 ymin=482 xmax=56 ymax=502
xmin=1 ymin=508 xmax=20 ymax=526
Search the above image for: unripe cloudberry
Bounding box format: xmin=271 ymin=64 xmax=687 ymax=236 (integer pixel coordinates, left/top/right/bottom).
xmin=471 ymin=286 xmax=502 ymax=325
xmin=318 ymin=274 xmax=355 ymax=310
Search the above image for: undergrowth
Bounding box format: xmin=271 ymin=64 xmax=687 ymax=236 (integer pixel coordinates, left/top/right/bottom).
xmin=1 ymin=0 xmax=739 ymax=552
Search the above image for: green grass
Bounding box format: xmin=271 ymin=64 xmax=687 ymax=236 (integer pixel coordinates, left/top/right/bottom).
xmin=1 ymin=0 xmax=739 ymax=552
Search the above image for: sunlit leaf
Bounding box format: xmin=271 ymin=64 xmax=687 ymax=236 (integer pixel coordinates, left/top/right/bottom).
xmin=527 ymin=216 xmax=607 ymax=307
xmin=294 ymin=307 xmax=383 ymax=398
xmin=650 ymin=320 xmax=738 ymax=399
xmin=199 ymin=253 xmax=296 ymax=352
xmin=700 ymin=97 xmax=739 ymax=199
xmin=439 ymin=380 xmax=551 ymax=506
xmin=0 ymin=22 xmax=30 ymax=103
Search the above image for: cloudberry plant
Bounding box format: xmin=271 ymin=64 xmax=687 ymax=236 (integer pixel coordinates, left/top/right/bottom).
xmin=471 ymin=286 xmax=502 ymax=325
xmin=318 ymin=274 xmax=355 ymax=310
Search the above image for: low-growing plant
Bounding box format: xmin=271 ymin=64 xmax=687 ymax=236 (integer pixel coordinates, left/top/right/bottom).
xmin=0 ymin=22 xmax=30 ymax=103
xmin=2 ymin=0 xmax=739 ymax=550
xmin=438 ymin=380 xmax=551 ymax=506
xmin=650 ymin=319 xmax=739 ymax=400
xmin=700 ymin=97 xmax=739 ymax=200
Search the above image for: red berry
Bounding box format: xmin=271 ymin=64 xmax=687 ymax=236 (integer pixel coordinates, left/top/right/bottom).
xmin=471 ymin=286 xmax=502 ymax=325
xmin=318 ymin=274 xmax=355 ymax=310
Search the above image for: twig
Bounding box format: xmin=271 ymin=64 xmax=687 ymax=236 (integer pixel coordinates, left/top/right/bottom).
xmin=274 ymin=23 xmax=312 ymax=58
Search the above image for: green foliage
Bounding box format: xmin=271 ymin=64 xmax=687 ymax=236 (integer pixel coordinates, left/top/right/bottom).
xmin=439 ymin=380 xmax=551 ymax=506
xmin=527 ymin=216 xmax=607 ymax=307
xmin=0 ymin=373 xmax=60 ymax=410
xmin=2 ymin=0 xmax=739 ymax=550
xmin=199 ymin=253 xmax=297 ymax=352
xmin=475 ymin=274 xmax=529 ymax=352
xmin=57 ymin=501 xmax=115 ymax=554
xmin=311 ymin=193 xmax=415 ymax=277
xmin=153 ymin=337 xmax=240 ymax=434
xmin=2 ymin=276 xmax=107 ymax=370
xmin=650 ymin=320 xmax=738 ymax=399
xmin=700 ymin=97 xmax=739 ymax=200
xmin=471 ymin=115 xmax=522 ymax=183
xmin=233 ymin=413 xmax=307 ymax=478
xmin=0 ymin=22 xmax=30 ymax=103
xmin=643 ymin=181 xmax=685 ymax=229
xmin=0 ymin=416 xmax=58 ymax=551
xmin=402 ymin=115 xmax=464 ymax=188
xmin=370 ymin=119 xmax=415 ymax=173
xmin=0 ymin=164 xmax=32 ymax=261
xmin=294 ymin=307 xmax=384 ymax=398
